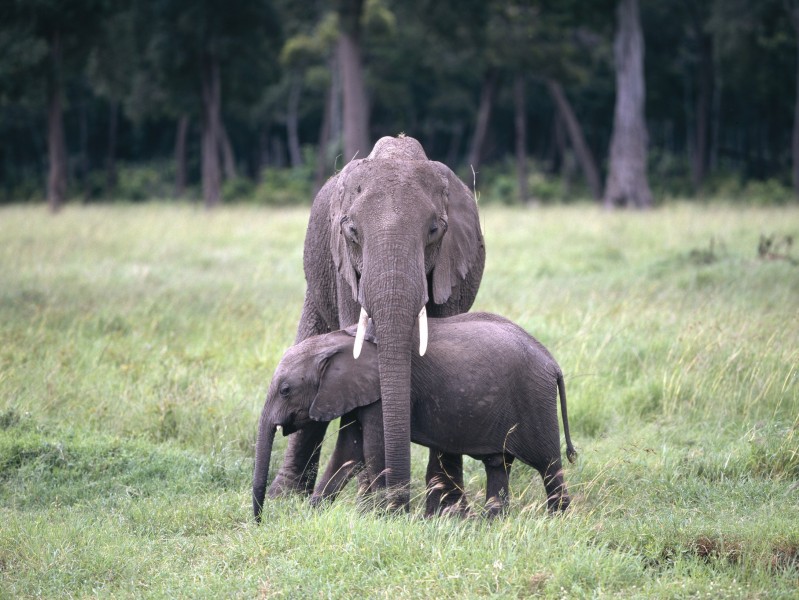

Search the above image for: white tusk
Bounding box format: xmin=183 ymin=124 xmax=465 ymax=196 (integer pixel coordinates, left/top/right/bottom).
xmin=418 ymin=305 xmax=428 ymax=356
xmin=353 ymin=307 xmax=369 ymax=359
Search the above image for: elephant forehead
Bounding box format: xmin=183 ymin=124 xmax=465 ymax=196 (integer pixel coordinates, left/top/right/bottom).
xmin=281 ymin=338 xmax=324 ymax=367
xmin=276 ymin=349 xmax=309 ymax=374
xmin=350 ymin=161 xmax=445 ymax=207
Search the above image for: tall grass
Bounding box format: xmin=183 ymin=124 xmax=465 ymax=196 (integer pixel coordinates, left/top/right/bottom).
xmin=1 ymin=202 xmax=797 ymax=597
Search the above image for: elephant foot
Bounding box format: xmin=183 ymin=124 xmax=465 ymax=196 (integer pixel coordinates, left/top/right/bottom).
xmin=425 ymin=478 xmax=469 ymax=518
xmin=436 ymin=498 xmax=473 ymax=519
xmin=483 ymin=496 xmax=510 ymax=519
xmin=383 ymin=484 xmax=411 ymax=514
xmin=309 ymin=493 xmax=328 ymax=509
xmin=546 ymin=492 xmax=571 ymax=513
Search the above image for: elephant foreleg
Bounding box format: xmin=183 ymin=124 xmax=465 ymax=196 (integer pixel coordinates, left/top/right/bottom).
xmin=358 ymin=404 xmax=388 ymax=499
xmin=267 ymin=421 xmax=329 ymax=497
xmin=424 ymin=451 xmax=469 ymax=517
xmin=310 ymin=413 xmax=365 ymax=506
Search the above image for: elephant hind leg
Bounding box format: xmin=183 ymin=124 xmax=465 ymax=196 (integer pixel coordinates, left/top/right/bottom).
xmin=538 ymin=458 xmax=571 ymax=513
xmin=425 ymin=451 xmax=470 ymax=517
xmin=483 ymin=454 xmax=513 ymax=518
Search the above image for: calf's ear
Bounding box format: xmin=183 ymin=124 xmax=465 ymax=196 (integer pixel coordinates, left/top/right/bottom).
xmin=310 ymin=338 xmax=380 ymax=422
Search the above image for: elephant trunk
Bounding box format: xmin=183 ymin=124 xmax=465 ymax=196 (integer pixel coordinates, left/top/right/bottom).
xmin=375 ymin=330 xmax=414 ymax=508
xmin=361 ymin=258 xmax=425 ymax=510
xmin=252 ymin=412 xmax=277 ymax=522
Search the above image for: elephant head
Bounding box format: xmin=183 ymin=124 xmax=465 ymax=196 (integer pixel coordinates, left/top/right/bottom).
xmin=252 ymin=332 xmax=380 ymax=521
xmin=327 ymin=135 xmax=482 ymax=507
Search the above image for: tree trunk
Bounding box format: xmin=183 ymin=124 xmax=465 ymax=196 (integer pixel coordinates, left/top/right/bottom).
xmin=604 ymin=0 xmax=652 ymax=209
xmin=271 ymin=136 xmax=286 ymax=168
xmin=445 ymin=121 xmax=463 ymax=169
xmin=314 ymin=76 xmax=333 ymax=193
xmin=791 ymin=6 xmax=799 ymax=199
xmin=546 ymin=79 xmax=603 ymax=201
xmin=79 ymin=88 xmax=89 ymax=201
xmin=174 ymin=114 xmax=189 ymax=198
xmin=709 ymin=69 xmax=721 ymax=172
xmin=692 ymin=30 xmax=713 ymax=191
xmin=513 ymin=75 xmax=531 ymax=205
xmin=219 ymin=120 xmax=237 ymax=180
xmin=338 ymin=0 xmax=369 ymax=162
xmin=47 ymin=30 xmax=67 ymax=212
xmin=553 ymin=113 xmax=578 ymax=196
xmin=106 ymin=100 xmax=119 ymax=194
xmin=201 ymin=50 xmax=222 ymax=208
xmin=467 ymin=70 xmax=497 ymax=170
xmin=550 ymin=111 xmax=565 ymax=174
xmin=287 ymin=73 xmax=304 ymax=169
xmin=330 ymin=54 xmax=343 ymax=166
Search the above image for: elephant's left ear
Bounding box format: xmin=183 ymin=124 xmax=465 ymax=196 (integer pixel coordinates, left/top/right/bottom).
xmin=310 ymin=335 xmax=380 ymax=422
xmin=430 ymin=163 xmax=485 ymax=306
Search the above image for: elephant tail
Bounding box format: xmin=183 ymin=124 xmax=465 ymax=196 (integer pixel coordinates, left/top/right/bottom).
xmin=556 ymin=372 xmax=577 ymax=463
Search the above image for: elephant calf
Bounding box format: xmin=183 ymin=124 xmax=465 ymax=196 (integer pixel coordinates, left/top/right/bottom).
xmin=252 ymin=312 xmax=576 ymax=520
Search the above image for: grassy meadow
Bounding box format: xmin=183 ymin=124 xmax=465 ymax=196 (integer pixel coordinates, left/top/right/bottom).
xmin=1 ymin=202 xmax=798 ymax=598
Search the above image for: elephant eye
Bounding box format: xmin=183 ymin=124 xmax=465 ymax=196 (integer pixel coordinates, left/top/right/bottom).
xmin=279 ymin=382 xmax=291 ymax=397
xmin=342 ymin=218 xmax=359 ymax=244
xmin=430 ymin=218 xmax=446 ymax=238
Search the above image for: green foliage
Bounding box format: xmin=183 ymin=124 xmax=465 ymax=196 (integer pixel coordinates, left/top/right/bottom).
xmin=112 ymin=163 xmax=175 ymax=201
xmin=698 ymin=174 xmax=795 ymax=205
xmin=1 ymin=204 xmax=798 ymax=596
xmin=647 ymin=148 xmax=694 ymax=199
xmin=739 ymin=178 xmax=795 ymax=205
xmin=250 ymin=164 xmax=316 ymax=206
xmin=475 ymin=161 xmax=593 ymax=205
xmin=221 ymin=176 xmax=256 ymax=202
xmin=1 ymin=171 xmax=43 ymax=203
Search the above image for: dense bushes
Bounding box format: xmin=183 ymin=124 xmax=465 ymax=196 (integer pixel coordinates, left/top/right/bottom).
xmin=2 ymin=148 xmax=796 ymax=205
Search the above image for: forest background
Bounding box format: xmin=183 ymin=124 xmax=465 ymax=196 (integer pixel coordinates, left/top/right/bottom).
xmin=3 ymin=0 xmax=799 ymax=210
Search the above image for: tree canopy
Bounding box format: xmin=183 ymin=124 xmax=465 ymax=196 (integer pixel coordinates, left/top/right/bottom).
xmin=1 ymin=0 xmax=797 ymax=206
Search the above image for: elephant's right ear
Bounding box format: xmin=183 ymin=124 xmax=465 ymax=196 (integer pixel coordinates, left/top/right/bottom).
xmin=310 ymin=334 xmax=380 ymax=422
xmin=330 ymin=160 xmax=363 ymax=304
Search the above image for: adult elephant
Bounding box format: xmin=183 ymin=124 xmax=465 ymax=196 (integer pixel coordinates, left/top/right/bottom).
xmin=256 ymin=135 xmax=485 ymax=512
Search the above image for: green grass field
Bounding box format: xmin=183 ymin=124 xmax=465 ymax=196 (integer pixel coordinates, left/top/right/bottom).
xmin=1 ymin=202 xmax=797 ymax=598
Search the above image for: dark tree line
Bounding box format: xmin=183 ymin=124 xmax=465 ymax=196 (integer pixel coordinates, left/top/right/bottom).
xmin=2 ymin=0 xmax=798 ymax=211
